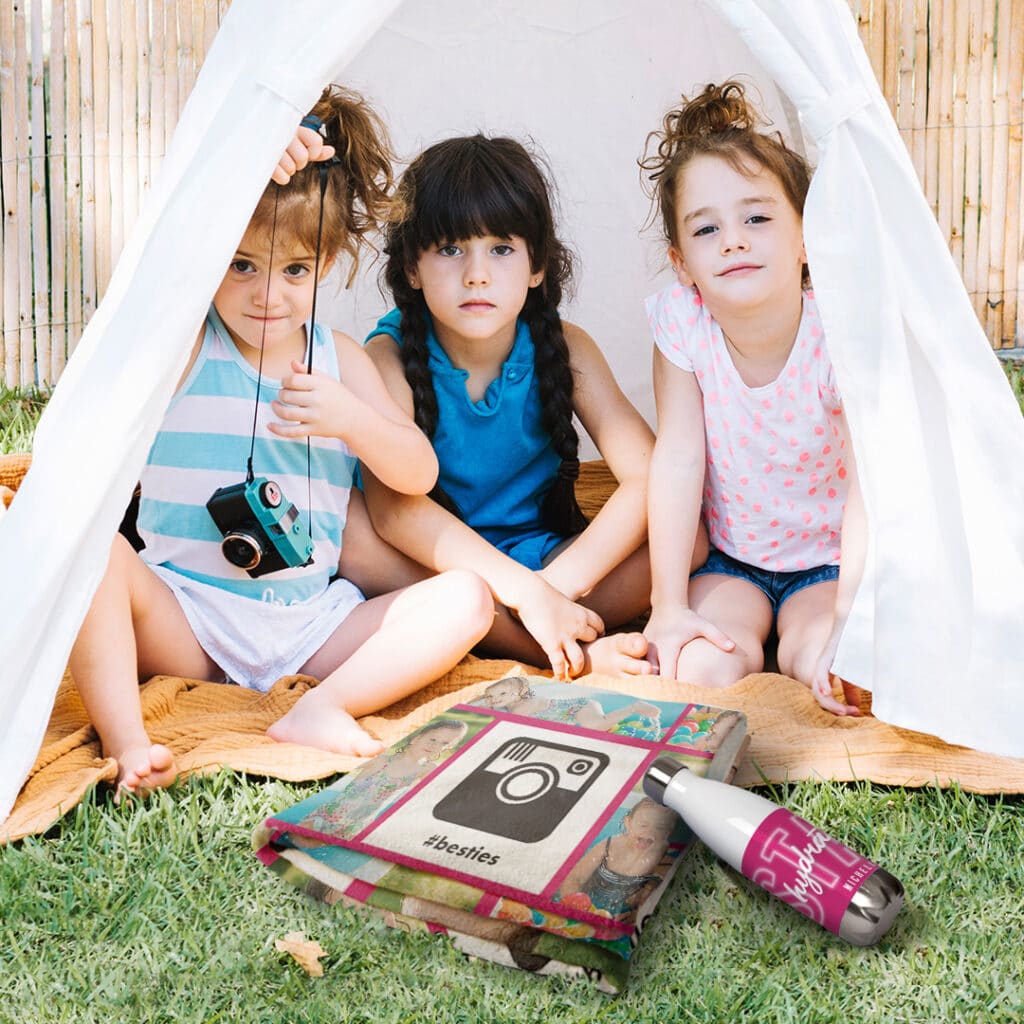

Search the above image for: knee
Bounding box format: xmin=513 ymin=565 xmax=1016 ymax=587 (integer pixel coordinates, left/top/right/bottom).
xmin=676 ymin=639 xmax=763 ymax=688
xmin=436 ymin=570 xmax=495 ymax=640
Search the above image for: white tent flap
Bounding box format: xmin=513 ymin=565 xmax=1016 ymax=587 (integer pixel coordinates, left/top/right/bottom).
xmin=711 ymin=0 xmax=1024 ymax=757
xmin=0 ymin=0 xmax=402 ymax=823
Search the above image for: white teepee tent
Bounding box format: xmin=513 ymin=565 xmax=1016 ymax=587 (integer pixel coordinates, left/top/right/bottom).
xmin=2 ymin=0 xmax=1022 ymax=822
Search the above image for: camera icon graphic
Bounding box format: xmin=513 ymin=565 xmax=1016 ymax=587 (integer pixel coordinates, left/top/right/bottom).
xmin=432 ymin=737 xmax=609 ymax=843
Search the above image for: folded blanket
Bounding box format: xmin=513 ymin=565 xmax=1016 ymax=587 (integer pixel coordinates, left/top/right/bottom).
xmin=253 ymin=676 xmax=750 ymax=994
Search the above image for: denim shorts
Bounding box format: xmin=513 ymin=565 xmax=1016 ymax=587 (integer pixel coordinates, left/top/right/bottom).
xmin=690 ymin=547 xmax=839 ymax=613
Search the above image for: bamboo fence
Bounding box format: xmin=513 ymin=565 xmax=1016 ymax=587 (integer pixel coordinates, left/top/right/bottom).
xmin=0 ymin=1 xmax=1023 ymax=387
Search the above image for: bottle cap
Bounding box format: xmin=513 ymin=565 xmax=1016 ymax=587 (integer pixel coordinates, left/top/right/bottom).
xmin=643 ymin=756 xmax=685 ymax=805
xmin=838 ymin=866 xmax=905 ymax=946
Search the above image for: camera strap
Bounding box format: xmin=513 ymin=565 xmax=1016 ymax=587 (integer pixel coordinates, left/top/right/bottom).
xmin=244 ymin=188 xmax=281 ymax=487
xmin=242 ymin=160 xmax=334 ymax=528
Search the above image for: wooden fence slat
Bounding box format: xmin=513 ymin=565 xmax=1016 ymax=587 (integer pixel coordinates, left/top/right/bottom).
xmin=0 ymin=0 xmax=21 ymax=384
xmin=122 ymin=0 xmax=138 ymax=237
xmin=951 ymin=0 xmax=969 ymax=270
xmin=49 ymin=0 xmax=68 ymax=380
xmin=65 ymin=0 xmax=83 ymax=358
xmin=911 ymin=0 xmax=929 ymax=191
xmin=92 ymin=0 xmax=111 ymax=297
xmin=136 ymin=0 xmax=150 ymax=199
xmin=962 ymin=1 xmax=983 ymax=325
xmin=975 ymin=0 xmax=996 ymax=341
xmin=78 ymin=0 xmax=97 ymax=328
xmin=163 ymin=0 xmax=177 ymax=156
xmin=14 ymin=1 xmax=34 ymax=386
xmin=1007 ymin=0 xmax=1024 ymax=345
xmin=935 ymin=0 xmax=956 ymax=243
xmin=30 ymin=0 xmax=52 ymax=384
xmin=986 ymin=0 xmax=1010 ymax=345
xmin=897 ymin=0 xmax=916 ymax=157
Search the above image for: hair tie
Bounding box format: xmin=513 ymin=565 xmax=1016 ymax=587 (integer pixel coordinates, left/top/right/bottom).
xmin=300 ymin=113 xmax=325 ymax=135
xmin=557 ymin=458 xmax=580 ymax=482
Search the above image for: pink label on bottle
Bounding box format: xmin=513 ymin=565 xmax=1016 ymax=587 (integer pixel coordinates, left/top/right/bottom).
xmin=740 ymin=807 xmax=879 ymax=934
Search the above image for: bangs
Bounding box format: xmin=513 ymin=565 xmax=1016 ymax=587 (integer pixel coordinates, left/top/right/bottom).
xmin=405 ymin=141 xmax=543 ymax=256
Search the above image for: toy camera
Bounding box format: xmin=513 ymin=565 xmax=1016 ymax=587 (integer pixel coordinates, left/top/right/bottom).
xmin=206 ymin=477 xmax=314 ymax=578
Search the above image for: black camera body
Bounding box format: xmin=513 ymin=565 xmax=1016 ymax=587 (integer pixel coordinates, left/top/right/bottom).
xmin=206 ymin=477 xmax=314 ymax=578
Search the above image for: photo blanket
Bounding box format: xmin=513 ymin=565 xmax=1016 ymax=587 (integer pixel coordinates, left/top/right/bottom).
xmin=253 ymin=677 xmax=748 ymax=993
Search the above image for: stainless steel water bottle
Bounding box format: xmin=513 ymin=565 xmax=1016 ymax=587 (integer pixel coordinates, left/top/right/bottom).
xmin=644 ymin=756 xmax=903 ymax=946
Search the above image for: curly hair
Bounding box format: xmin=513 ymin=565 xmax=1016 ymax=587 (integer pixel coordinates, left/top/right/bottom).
xmin=640 ymin=80 xmax=811 ymax=277
xmin=248 ymin=84 xmax=394 ymax=285
xmin=381 ymin=135 xmax=588 ymax=535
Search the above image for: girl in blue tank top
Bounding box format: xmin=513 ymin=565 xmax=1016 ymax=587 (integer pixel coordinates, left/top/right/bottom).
xmin=361 ymin=135 xmax=708 ymax=679
xmin=68 ymin=89 xmax=493 ymax=797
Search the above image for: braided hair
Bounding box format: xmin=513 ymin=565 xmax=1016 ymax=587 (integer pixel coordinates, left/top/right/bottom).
xmin=382 ymin=135 xmax=587 ymax=535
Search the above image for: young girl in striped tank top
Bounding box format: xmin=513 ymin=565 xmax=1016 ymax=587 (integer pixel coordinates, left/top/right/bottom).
xmin=69 ymin=87 xmax=494 ymax=795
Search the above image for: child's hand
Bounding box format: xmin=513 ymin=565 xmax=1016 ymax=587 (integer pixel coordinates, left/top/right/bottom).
xmin=270 ymin=361 xmax=353 ymax=441
xmin=271 ymin=125 xmax=335 ymax=185
xmin=643 ymin=606 xmax=735 ymax=680
xmin=807 ymin=636 xmax=861 ymax=717
xmin=511 ymin=578 xmax=603 ymax=680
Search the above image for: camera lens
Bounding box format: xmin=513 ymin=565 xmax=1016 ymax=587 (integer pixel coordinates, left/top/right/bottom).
xmin=222 ymin=532 xmax=262 ymax=569
xmin=260 ymin=481 xmax=282 ymax=508
xmin=496 ymin=764 xmax=556 ymax=804
xmin=567 ymin=758 xmax=593 ymax=776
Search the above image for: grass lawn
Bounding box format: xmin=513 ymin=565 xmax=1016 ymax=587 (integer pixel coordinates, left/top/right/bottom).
xmin=2 ymin=377 xmax=1024 ymax=1023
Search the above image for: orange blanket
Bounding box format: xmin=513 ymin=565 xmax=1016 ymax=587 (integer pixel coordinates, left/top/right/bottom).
xmin=4 ymin=453 xmax=1023 ymax=843
xmin=4 ymin=660 xmax=1023 ymax=843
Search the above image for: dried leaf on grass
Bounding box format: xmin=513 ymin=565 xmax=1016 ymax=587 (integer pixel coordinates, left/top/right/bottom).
xmin=274 ymin=930 xmax=327 ymax=977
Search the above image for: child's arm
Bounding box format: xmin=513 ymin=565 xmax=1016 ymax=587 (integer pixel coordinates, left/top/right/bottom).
xmin=808 ymin=429 xmax=865 ymax=716
xmin=536 ymin=323 xmax=653 ymax=600
xmin=269 ymin=334 xmax=438 ymax=495
xmin=644 ymin=350 xmax=734 ymax=677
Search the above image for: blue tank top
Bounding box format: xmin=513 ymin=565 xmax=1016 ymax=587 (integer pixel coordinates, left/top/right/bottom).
xmin=371 ymin=308 xmax=563 ymax=570
xmin=138 ymin=307 xmax=356 ymax=604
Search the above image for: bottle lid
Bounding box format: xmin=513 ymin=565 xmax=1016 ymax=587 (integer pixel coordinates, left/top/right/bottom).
xmin=838 ymin=867 xmax=905 ymax=946
xmin=643 ymin=756 xmax=684 ymax=806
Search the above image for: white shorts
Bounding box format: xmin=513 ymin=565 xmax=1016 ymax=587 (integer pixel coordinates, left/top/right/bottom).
xmin=151 ymin=565 xmax=364 ymax=692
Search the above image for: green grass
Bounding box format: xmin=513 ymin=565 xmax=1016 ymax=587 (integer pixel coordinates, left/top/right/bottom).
xmin=2 ymin=773 xmax=1022 ymax=1024
xmin=0 ymin=383 xmax=50 ymax=453
xmin=3 ymin=367 xmax=1024 ymax=1023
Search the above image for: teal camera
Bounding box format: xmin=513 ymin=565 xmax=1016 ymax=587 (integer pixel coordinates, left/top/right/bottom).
xmin=206 ymin=478 xmax=314 ymax=578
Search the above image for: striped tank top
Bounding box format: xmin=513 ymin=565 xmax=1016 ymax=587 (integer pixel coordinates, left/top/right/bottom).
xmin=138 ymin=307 xmax=355 ymax=606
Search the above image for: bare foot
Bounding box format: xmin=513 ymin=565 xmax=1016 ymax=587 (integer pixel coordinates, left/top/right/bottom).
xmin=582 ymin=632 xmax=654 ymax=676
xmin=267 ymin=689 xmax=384 ymax=757
xmin=115 ymin=743 xmax=178 ymax=798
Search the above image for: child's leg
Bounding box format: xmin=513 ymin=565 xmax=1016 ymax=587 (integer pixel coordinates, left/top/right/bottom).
xmin=69 ymin=534 xmax=221 ymax=793
xmin=267 ymin=570 xmax=493 ymax=756
xmin=675 ymin=575 xmax=774 ymax=687
xmin=774 ymin=579 xmax=861 ymax=705
xmin=336 ymin=489 xmax=430 ymax=598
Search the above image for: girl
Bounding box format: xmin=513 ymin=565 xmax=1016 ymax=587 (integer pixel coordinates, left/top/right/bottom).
xmin=640 ymin=81 xmax=864 ymax=716
xmin=556 ymin=797 xmax=678 ymax=920
xmin=360 ymin=134 xmax=708 ymax=679
xmin=473 ymin=677 xmax=662 ymax=737
xmin=297 ymin=719 xmax=467 ymax=838
xmin=70 ymin=87 xmax=494 ymax=794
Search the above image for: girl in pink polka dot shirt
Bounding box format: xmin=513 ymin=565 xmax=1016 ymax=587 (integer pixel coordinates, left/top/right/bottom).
xmin=639 ymin=81 xmax=865 ymax=716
